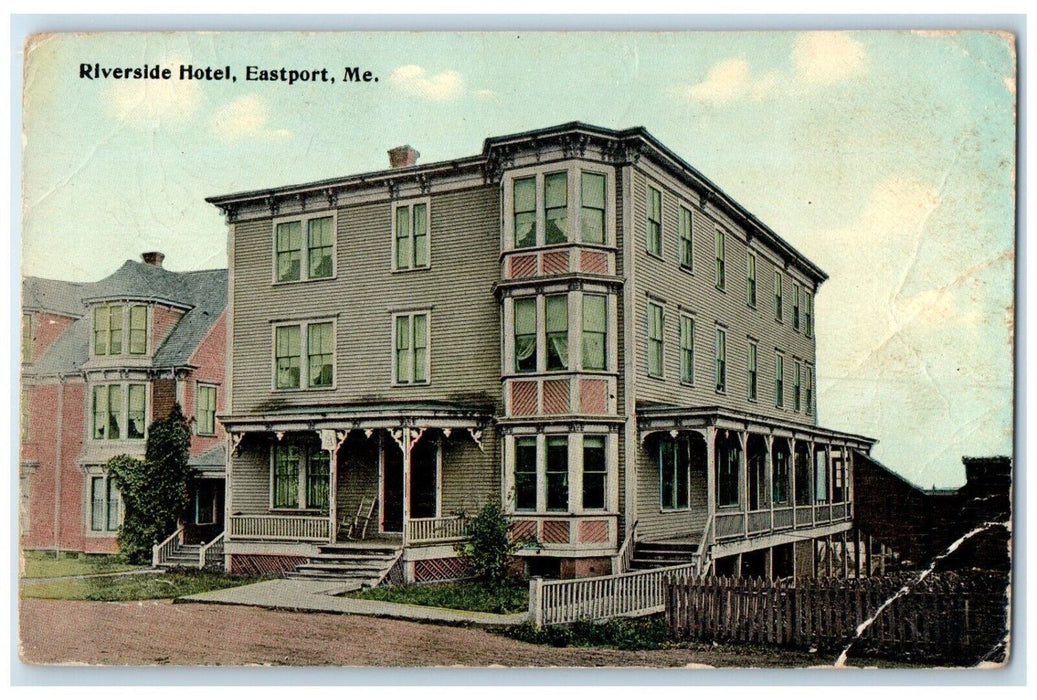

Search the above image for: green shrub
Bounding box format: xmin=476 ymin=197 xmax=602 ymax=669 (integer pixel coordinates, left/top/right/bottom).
xmin=503 ymin=615 xmax=670 ymax=651
xmin=455 ymin=500 xmax=537 ymax=585
xmin=107 ymin=404 xmax=193 ymax=564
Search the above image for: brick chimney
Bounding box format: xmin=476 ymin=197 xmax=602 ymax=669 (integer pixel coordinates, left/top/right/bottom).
xmin=141 ymin=251 xmax=165 ymax=268
xmin=388 ymin=145 xmax=420 ymax=169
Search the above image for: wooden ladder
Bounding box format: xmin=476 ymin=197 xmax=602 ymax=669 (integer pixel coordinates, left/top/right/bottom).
xmin=344 ymin=495 xmax=378 ymax=541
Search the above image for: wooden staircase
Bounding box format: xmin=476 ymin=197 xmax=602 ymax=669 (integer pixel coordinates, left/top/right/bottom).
xmin=629 ymin=541 xmax=700 ymax=571
xmin=285 ymin=542 xmax=402 ymax=590
xmin=155 ymin=542 xmax=203 ymax=570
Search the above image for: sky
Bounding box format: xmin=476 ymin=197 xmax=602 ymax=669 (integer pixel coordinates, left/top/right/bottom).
xmin=20 ymin=30 xmax=1016 ymax=487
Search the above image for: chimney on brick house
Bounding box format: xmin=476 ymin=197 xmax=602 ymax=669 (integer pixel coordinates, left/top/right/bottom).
xmin=141 ymin=251 xmax=165 ymax=268
xmin=388 ymin=145 xmax=420 ymax=169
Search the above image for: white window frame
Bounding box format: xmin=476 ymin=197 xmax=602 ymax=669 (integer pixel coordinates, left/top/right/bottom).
xmin=793 ymin=360 xmax=802 ymax=412
xmin=646 ymin=184 xmax=663 ymax=258
xmin=678 ymin=204 xmax=694 ymax=271
xmin=85 ymin=468 xmax=122 ymax=535
xmin=747 ymin=340 xmax=758 ymax=402
xmin=678 ymin=311 xmax=695 ymax=386
xmin=774 ymin=270 xmax=784 ymax=322
xmin=90 ymin=382 xmax=149 ymax=441
xmin=504 ymin=290 xmax=615 ymax=376
xmin=272 ymin=210 xmax=337 ymax=284
xmin=271 ymin=318 xmax=337 ymax=391
xmin=775 ymin=352 xmax=786 ymax=409
xmin=746 ymin=251 xmax=757 ymax=307
xmin=805 ymin=363 xmax=815 ymax=415
xmin=91 ymin=303 xmax=150 ymax=358
xmin=647 ymin=299 xmax=665 ymax=379
xmin=391 ymin=198 xmax=431 ymax=272
xmin=715 ymin=326 xmax=727 ymax=393
xmin=804 ymin=291 xmax=814 ymax=337
xmin=195 ymin=382 xmax=218 ymax=436
xmin=502 ymin=163 xmax=615 ymax=250
xmin=269 ymin=443 xmax=332 ymax=512
xmin=505 ymin=431 xmax=616 ymax=515
xmin=792 ymin=282 xmax=801 ymax=332
xmin=392 ymin=310 xmax=432 ymax=386
xmin=715 ymin=228 xmax=727 ymax=291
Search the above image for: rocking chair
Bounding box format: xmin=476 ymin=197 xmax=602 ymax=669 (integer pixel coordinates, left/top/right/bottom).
xmin=343 ymin=495 xmax=378 ymax=541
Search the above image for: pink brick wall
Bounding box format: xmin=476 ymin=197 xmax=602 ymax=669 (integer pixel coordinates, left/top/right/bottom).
xmin=185 ymin=310 xmax=227 ymax=455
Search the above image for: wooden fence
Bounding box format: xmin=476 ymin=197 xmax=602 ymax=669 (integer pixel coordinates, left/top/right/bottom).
xmin=665 ymin=573 xmax=1009 ymax=663
xmin=530 ymin=563 xmax=695 ymax=627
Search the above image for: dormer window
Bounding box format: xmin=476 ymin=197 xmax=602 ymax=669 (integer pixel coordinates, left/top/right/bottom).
xmin=93 ymin=304 xmax=148 ymax=356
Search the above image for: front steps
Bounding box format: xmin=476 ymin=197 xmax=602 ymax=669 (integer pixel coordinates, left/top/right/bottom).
xmin=285 ymin=542 xmax=401 ymax=590
xmin=629 ymin=541 xmax=699 ymax=571
xmin=156 ymin=543 xmax=202 ymax=570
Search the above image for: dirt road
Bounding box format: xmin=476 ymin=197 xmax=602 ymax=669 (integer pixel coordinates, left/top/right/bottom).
xmin=19 ymin=598 xmax=818 ymax=667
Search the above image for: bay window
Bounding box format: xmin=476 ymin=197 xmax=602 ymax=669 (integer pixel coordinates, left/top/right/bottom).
xmin=544 ymin=172 xmax=568 ymax=244
xmin=580 ymin=172 xmax=606 ymax=244
xmin=93 ymin=304 xmax=148 ymax=356
xmin=582 ymin=436 xmax=607 ymax=510
xmin=545 ymin=295 xmax=568 ymax=371
xmin=514 ymin=436 xmax=537 ymax=510
xmin=508 ymin=167 xmax=612 ymax=249
xmin=514 ymin=297 xmax=537 ymax=373
xmin=545 ymin=436 xmax=569 ymax=511
xmin=92 ymin=383 xmax=146 ymax=440
xmin=510 ymin=433 xmax=612 ymax=514
xmin=509 ymin=292 xmax=611 ymax=374
xmin=581 ymin=294 xmax=607 ymax=371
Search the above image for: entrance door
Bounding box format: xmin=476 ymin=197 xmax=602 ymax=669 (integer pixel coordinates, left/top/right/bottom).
xmin=382 ymin=440 xmax=404 ymax=532
xmin=410 ymin=438 xmax=438 ymax=519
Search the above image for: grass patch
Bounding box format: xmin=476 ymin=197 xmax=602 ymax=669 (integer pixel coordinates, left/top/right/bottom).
xmin=502 ymin=615 xmax=671 ymax=651
xmin=346 ymin=580 xmax=528 ymax=614
xmin=20 ymin=570 xmax=260 ymax=601
xmin=21 ymin=550 xmax=143 ymax=579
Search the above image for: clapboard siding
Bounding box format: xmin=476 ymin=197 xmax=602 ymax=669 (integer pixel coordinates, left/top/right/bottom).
xmin=629 ymin=167 xmax=818 ymax=426
xmin=231 ymin=437 xmax=272 ymax=513
xmin=635 ymin=436 xmax=710 ymax=542
xmin=441 ymin=428 xmax=499 ymax=516
xmin=230 ymin=185 xmax=501 ymax=414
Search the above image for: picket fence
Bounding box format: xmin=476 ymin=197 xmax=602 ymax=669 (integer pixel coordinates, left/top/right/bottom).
xmin=665 ymin=574 xmax=1008 ymax=663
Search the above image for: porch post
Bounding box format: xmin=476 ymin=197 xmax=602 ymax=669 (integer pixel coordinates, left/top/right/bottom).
xmin=807 ymin=441 xmax=816 ymax=525
xmin=765 ymin=435 xmax=774 ymax=531
xmin=738 ymin=430 xmax=748 ymax=538
xmin=402 ymin=428 xmax=412 ymax=547
xmin=705 ymin=426 xmax=717 ymax=526
xmin=789 ymin=437 xmax=797 ymax=507
xmin=329 ymin=448 xmax=339 ymax=543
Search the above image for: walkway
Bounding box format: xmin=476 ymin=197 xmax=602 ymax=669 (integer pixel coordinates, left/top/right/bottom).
xmin=179 ymin=578 xmax=528 ymax=626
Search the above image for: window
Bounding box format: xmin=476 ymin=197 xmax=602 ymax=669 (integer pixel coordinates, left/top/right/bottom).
xmin=774 ymin=271 xmax=783 ymax=322
xmin=582 ymin=435 xmax=607 ymax=510
xmin=514 ymin=437 xmax=537 ymax=510
xmin=545 ymin=436 xmax=569 ymax=511
xmin=581 ymin=294 xmax=607 ymax=371
xmin=89 ymin=474 xmax=121 ymax=532
xmin=93 ymin=304 xmax=148 ymax=356
xmin=196 ymin=384 xmax=217 ymax=435
xmin=92 ymin=383 xmax=146 ymax=440
xmin=393 ymin=201 xmax=429 ymax=270
xmin=646 ymin=186 xmax=662 ymax=256
xmin=21 ymin=314 xmax=32 ymax=363
xmin=544 ymin=172 xmax=568 ymax=244
xmin=514 ymin=177 xmax=537 ymax=248
xmin=275 ymin=214 xmax=334 ymax=282
xmin=580 ymin=172 xmax=606 ymax=244
xmin=792 ymin=283 xmax=801 ymax=332
xmin=714 ymin=229 xmax=726 ymax=290
xmin=794 ymin=362 xmax=802 ymax=411
xmin=714 ymin=328 xmax=727 ymax=393
xmin=647 ymin=301 xmax=664 ymax=378
xmin=678 ymin=205 xmax=693 ymax=269
xmin=747 ymin=341 xmax=758 ymax=401
xmin=679 ymin=314 xmax=695 ymax=384
xmin=394 ymin=312 xmax=429 ymax=384
xmin=659 ymin=437 xmax=690 ymax=510
xmin=545 ymin=295 xmax=568 ymax=371
xmin=275 ymin=320 xmax=335 ymax=390
xmin=514 ymin=297 xmax=537 ymax=373
xmin=804 ymin=291 xmax=814 ymax=337
xmin=775 ymin=354 xmax=785 ymax=408
xmin=806 ymin=366 xmax=814 ymax=415
xmin=272 ymin=443 xmax=330 ymax=510
xmin=746 ymin=252 xmax=757 ymax=307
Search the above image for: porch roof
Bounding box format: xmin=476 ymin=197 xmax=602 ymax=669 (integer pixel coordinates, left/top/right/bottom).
xmin=218 ymin=400 xmax=494 ymax=433
xmin=636 ymin=403 xmax=876 ymax=448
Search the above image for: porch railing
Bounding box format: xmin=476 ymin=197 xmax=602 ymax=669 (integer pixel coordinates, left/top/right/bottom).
xmin=407 ymin=515 xmax=467 ymax=544
xmin=228 ymin=515 xmax=331 ymax=541
xmin=199 ymin=531 xmax=226 ymax=570
xmin=152 ymin=527 xmax=183 ymax=568
xmin=717 ymin=502 xmax=852 ymax=542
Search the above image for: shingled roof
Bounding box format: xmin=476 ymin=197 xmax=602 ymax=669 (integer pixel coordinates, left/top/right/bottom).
xmin=25 ymin=260 xmax=227 ymax=375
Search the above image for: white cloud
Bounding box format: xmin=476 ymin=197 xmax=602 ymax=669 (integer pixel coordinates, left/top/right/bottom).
xmin=684 ymin=58 xmax=779 ymax=105
xmin=106 ymin=62 xmax=201 ymax=128
xmin=387 ymin=65 xmax=463 ymax=101
xmin=210 ymin=95 xmax=291 ymax=142
xmin=791 ymin=32 xmax=867 ymax=86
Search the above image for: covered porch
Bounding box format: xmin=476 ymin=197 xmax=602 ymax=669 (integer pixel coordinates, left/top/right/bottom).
xmin=637 ymin=406 xmax=875 ymax=563
xmin=220 ymin=403 xmax=493 ymax=550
